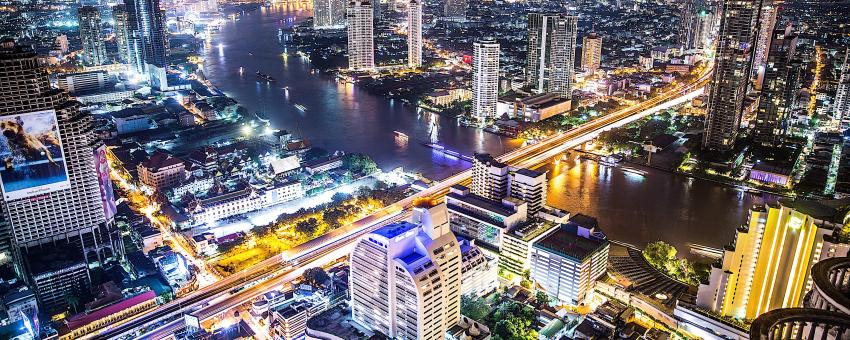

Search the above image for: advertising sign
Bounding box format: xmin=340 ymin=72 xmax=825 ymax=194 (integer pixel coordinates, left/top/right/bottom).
xmin=94 ymin=145 xmax=117 ymax=220
xmin=0 ymin=110 xmax=71 ymax=200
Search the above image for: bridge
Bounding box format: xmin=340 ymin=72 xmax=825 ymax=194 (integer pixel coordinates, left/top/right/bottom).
xmin=90 ymin=68 xmax=712 ymax=339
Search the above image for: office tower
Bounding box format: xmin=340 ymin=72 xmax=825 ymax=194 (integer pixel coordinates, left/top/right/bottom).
xmin=444 ymin=0 xmax=467 ymax=19
xmin=77 ymin=6 xmax=107 ymax=66
xmin=509 ymin=168 xmax=547 ymax=215
xmin=350 ymin=202 xmax=461 ymax=340
xmin=446 ymin=185 xmax=528 ymax=250
xmin=754 ymin=26 xmax=798 ymax=145
xmin=752 ymin=0 xmax=778 ymax=90
xmin=346 ymin=0 xmax=375 ymax=71
xmin=525 ymin=13 xmax=578 ymax=98
xmin=471 ymin=153 xmax=509 ymax=200
xmin=112 ymin=5 xmax=130 ymax=64
xmin=313 ymin=0 xmax=345 ymax=28
xmin=679 ymin=0 xmax=699 ymax=50
xmin=581 ymin=33 xmax=602 ymax=73
xmin=834 ymin=48 xmax=850 ymax=129
xmin=125 ymin=0 xmax=168 ymax=89
xmin=702 ymin=0 xmax=763 ymax=151
xmin=407 ymin=0 xmax=422 ymax=68
xmin=530 ymin=215 xmax=609 ymax=304
xmin=696 ymin=200 xmax=849 ymax=320
xmin=472 ymin=38 xmax=499 ymax=121
xmin=0 ymin=40 xmax=120 ymax=311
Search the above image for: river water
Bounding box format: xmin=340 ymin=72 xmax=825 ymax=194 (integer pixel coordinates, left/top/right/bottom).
xmin=203 ymin=4 xmax=775 ymax=254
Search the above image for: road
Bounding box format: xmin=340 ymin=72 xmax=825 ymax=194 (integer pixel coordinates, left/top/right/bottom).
xmin=89 ymin=68 xmax=712 ymax=339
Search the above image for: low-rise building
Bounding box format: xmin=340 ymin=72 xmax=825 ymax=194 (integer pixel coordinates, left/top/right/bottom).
xmin=530 ymin=214 xmax=609 ymax=304
xmin=497 ymin=93 xmax=572 ymax=122
xmin=426 ymin=88 xmax=473 ymax=107
xmin=137 ymin=152 xmax=186 ymax=191
xmin=304 ymin=155 xmax=344 ymax=175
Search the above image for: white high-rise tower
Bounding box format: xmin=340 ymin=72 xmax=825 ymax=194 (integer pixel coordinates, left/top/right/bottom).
xmin=472 ymin=38 xmax=499 ymax=122
xmin=347 ymin=0 xmax=375 ymax=70
xmin=407 ymin=0 xmax=422 ymax=68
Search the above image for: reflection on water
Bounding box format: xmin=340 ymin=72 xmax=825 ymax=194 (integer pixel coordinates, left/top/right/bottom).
xmin=543 ymin=155 xmax=776 ymax=254
xmin=205 ymin=4 xmax=771 ymax=252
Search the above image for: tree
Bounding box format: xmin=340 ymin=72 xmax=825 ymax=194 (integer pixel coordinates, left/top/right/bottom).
xmin=303 ymin=267 xmax=330 ymax=288
xmin=460 ymin=295 xmax=490 ymax=321
xmin=642 ymin=241 xmax=677 ymax=270
xmin=64 ymin=292 xmax=80 ymax=314
xmin=487 ymin=301 xmax=538 ymax=340
xmin=535 ymin=291 xmax=550 ymax=307
xmin=295 ymin=218 xmax=321 ymax=237
xmin=344 ymin=154 xmax=378 ymax=176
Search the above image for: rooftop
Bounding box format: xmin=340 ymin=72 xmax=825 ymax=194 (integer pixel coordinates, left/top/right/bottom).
xmin=372 ymin=221 xmax=418 ymax=240
xmin=534 ymin=222 xmax=607 ymax=262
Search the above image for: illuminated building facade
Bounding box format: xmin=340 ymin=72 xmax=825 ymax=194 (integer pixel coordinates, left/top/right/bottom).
xmin=526 ymin=13 xmax=578 ymax=99
xmin=77 ymin=7 xmax=107 ymax=66
xmin=407 ymin=0 xmax=422 ymax=68
xmin=753 ymin=25 xmax=798 ymax=145
xmin=346 ymin=0 xmax=375 ymax=70
xmin=696 ymin=200 xmax=849 ymax=320
xmin=313 ymin=0 xmax=346 ymax=28
xmin=581 ymin=33 xmax=602 ymax=73
xmin=834 ymin=48 xmax=850 ymax=129
xmin=472 ymin=38 xmax=499 ymax=121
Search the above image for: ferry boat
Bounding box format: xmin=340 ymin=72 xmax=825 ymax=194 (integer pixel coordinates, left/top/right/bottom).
xmin=294 ymin=104 xmax=307 ymax=112
xmin=256 ymin=71 xmax=276 ymax=82
xmin=393 ymin=130 xmax=409 ymax=140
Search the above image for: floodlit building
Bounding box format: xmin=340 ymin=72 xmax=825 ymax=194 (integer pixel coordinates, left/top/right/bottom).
xmin=530 ymin=214 xmax=609 ymax=304
xmin=407 ymin=0 xmax=423 ymax=68
xmin=458 ymin=239 xmax=499 ymax=297
xmin=581 ymin=33 xmax=602 ymax=73
xmin=696 ymin=200 xmax=850 ymax=320
xmin=526 ymin=13 xmax=578 ymax=98
xmin=124 ymin=0 xmax=169 ymax=90
xmin=702 ymin=0 xmax=762 ymax=151
xmin=77 ymin=7 xmax=107 ymax=66
xmin=472 ymin=38 xmax=500 ymax=121
xmin=509 ymin=168 xmax=547 ymax=215
xmin=500 ymin=218 xmax=560 ymax=276
xmin=347 ymin=0 xmax=375 ymax=70
xmin=834 ymin=48 xmax=850 ymax=129
xmin=137 ymin=152 xmax=186 ymax=191
xmin=349 ymin=201 xmax=462 ymax=340
xmin=471 ymin=153 xmax=509 ymax=201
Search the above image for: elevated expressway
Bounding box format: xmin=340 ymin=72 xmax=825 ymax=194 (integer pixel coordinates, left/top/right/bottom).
xmin=93 ymin=69 xmax=712 ymax=339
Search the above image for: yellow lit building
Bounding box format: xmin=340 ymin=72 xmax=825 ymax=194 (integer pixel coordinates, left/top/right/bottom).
xmin=696 ymin=200 xmax=849 ymax=321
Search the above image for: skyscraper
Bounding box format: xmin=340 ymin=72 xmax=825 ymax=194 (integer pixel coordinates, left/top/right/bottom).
xmin=752 ymin=0 xmax=778 ymax=90
xmin=696 ymin=200 xmax=849 ymax=320
xmin=472 ymin=38 xmax=499 ymax=121
xmin=702 ymin=0 xmax=763 ymax=151
xmin=525 ymin=13 xmax=578 ymax=98
xmin=444 ymin=0 xmax=467 ymax=19
xmin=372 ymin=0 xmax=381 ymax=21
xmin=471 ymin=153 xmax=509 ymax=201
xmin=509 ymin=168 xmax=547 ymax=215
xmin=581 ymin=33 xmax=602 ymax=73
xmin=77 ymin=6 xmax=107 ymax=66
xmin=112 ymin=5 xmax=130 ymax=64
xmin=754 ymin=25 xmax=798 ymax=145
xmin=407 ymin=0 xmax=422 ymax=68
xmin=347 ymin=0 xmax=375 ymax=71
xmin=350 ymin=202 xmax=461 ymax=340
xmin=313 ymin=0 xmax=346 ymax=28
xmin=834 ymin=48 xmax=850 ymax=129
xmin=0 ymin=39 xmax=120 ymax=311
xmin=125 ymin=0 xmax=168 ymax=89
xmin=679 ymin=0 xmax=714 ymax=50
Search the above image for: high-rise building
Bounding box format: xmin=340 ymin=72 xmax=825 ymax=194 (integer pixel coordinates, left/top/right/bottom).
xmin=112 ymin=5 xmax=130 ymax=64
xmin=458 ymin=239 xmax=499 ymax=297
xmin=530 ymin=214 xmax=609 ymax=304
xmin=581 ymin=33 xmax=602 ymax=74
xmin=754 ymin=25 xmax=798 ymax=145
xmin=0 ymin=39 xmax=121 ymax=311
xmin=702 ymin=0 xmax=763 ymax=151
xmin=125 ymin=0 xmax=168 ymax=89
xmin=349 ymin=202 xmax=461 ymax=340
xmin=752 ymin=0 xmax=778 ymax=90
xmin=313 ymin=0 xmax=346 ymax=28
xmin=407 ymin=0 xmax=422 ymax=68
xmin=679 ymin=0 xmax=714 ymax=50
xmin=346 ymin=0 xmax=375 ymax=71
xmin=446 ymin=185 xmax=528 ymax=251
xmin=471 ymin=153 xmax=509 ymax=201
xmin=509 ymin=168 xmax=547 ymax=215
xmin=77 ymin=6 xmax=107 ymax=66
xmin=525 ymin=13 xmax=578 ymax=98
xmin=444 ymin=0 xmax=467 ymax=19
xmin=696 ymin=200 xmax=849 ymax=320
xmin=372 ymin=0 xmax=381 ymax=21
xmin=472 ymin=38 xmax=499 ymax=121
xmin=834 ymin=48 xmax=850 ymax=129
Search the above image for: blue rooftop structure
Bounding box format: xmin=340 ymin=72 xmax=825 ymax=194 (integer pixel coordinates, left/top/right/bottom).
xmin=373 ymin=221 xmax=418 ymax=239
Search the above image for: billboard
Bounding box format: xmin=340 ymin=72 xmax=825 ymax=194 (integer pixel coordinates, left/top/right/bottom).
xmin=94 ymin=145 xmax=117 ymax=220
xmin=0 ymin=110 xmax=71 ymax=200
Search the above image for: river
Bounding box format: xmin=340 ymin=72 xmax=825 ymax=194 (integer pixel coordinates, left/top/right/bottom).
xmin=203 ymin=4 xmax=776 ymax=254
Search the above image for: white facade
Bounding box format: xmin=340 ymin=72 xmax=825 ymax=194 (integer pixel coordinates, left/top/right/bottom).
xmin=349 ymin=203 xmax=462 ymax=340
xmin=530 ymin=222 xmax=609 ymax=304
xmin=472 ymin=39 xmax=500 ymax=121
xmin=347 ymin=0 xmax=375 ymax=71
xmin=459 ymin=239 xmax=499 ymax=297
xmin=78 ymin=7 xmax=107 ymax=66
xmin=509 ymin=168 xmax=547 ymax=215
xmin=313 ymin=0 xmax=346 ymax=28
xmin=526 ymin=13 xmax=578 ymax=98
xmin=471 ymin=153 xmax=509 ymax=201
xmin=407 ymin=0 xmax=422 ymax=68
xmin=834 ymin=48 xmax=850 ymax=128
